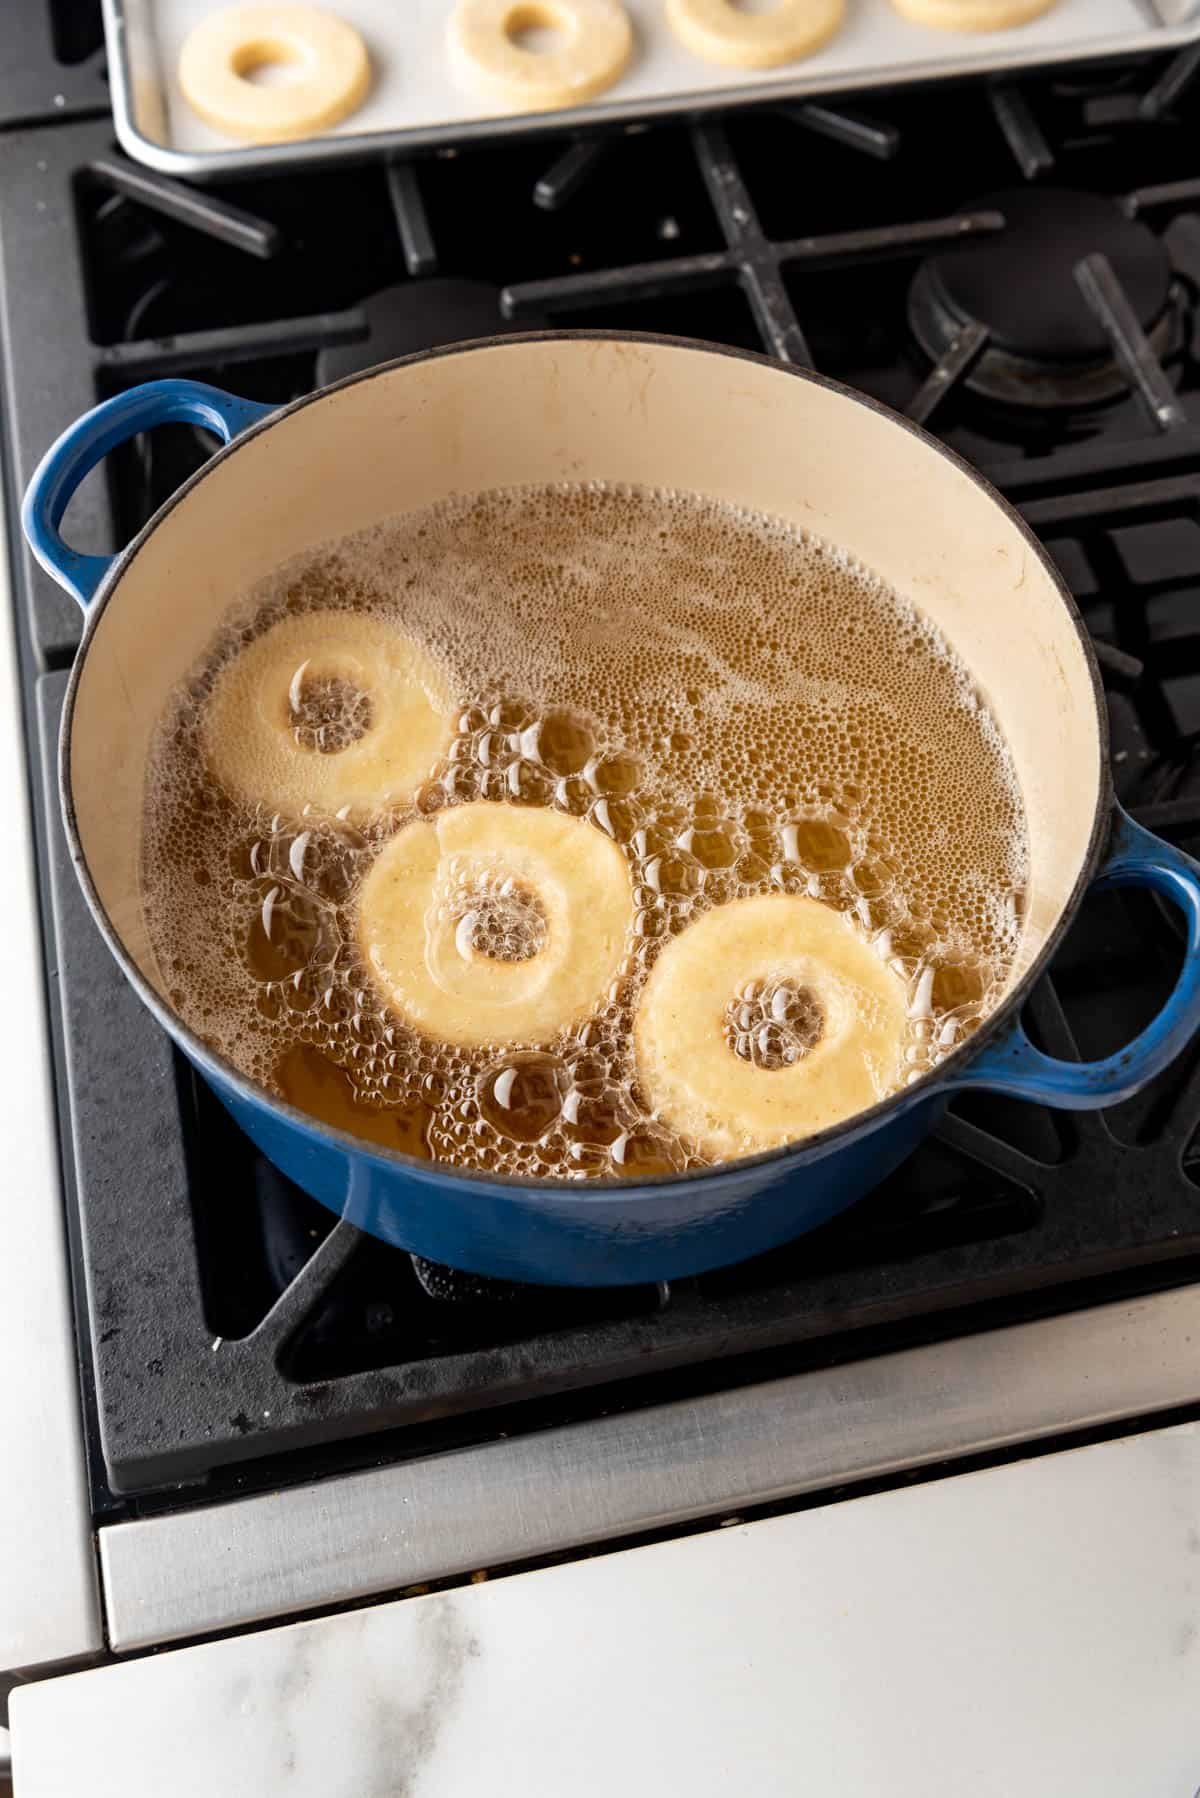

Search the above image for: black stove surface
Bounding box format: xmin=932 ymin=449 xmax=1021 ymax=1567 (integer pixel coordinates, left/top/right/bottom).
xmin=5 ymin=8 xmax=1200 ymax=1511
xmin=0 ymin=0 xmax=106 ymax=131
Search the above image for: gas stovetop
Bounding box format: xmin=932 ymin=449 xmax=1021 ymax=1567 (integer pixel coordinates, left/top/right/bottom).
xmin=4 ymin=4 xmax=1200 ymax=1521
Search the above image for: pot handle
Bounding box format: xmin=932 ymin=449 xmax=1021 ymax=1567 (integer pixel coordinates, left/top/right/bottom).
xmin=944 ymin=809 xmax=1200 ymax=1108
xmin=21 ymin=379 xmax=277 ymax=610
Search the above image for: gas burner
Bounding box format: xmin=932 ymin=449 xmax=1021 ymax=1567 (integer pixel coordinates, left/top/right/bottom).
xmin=316 ymin=277 xmax=548 ymax=385
xmin=908 ymin=187 xmax=1178 ymax=408
xmin=410 ymin=1255 xmax=524 ymax=1304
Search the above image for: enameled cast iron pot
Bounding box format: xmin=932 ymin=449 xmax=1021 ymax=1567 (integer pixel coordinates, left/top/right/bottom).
xmin=23 ymin=334 xmax=1200 ymax=1286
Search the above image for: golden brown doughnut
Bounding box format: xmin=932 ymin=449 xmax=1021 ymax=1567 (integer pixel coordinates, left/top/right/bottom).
xmin=203 ymin=611 xmax=453 ymax=822
xmin=635 ymin=893 xmax=908 ymax=1159
xmin=357 ymin=801 xmax=634 ymax=1046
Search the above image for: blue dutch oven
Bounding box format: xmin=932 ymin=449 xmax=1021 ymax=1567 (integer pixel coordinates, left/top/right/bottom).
xmin=22 ymin=334 xmax=1200 ymax=1285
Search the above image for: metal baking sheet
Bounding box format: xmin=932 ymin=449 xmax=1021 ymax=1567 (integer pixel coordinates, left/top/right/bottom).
xmin=105 ymin=0 xmax=1200 ymax=181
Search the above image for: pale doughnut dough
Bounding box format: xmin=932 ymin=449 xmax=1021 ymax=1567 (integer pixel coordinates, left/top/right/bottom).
xmin=448 ymin=0 xmax=633 ymax=111
xmin=635 ymin=894 xmax=908 ymax=1159
xmin=665 ymin=0 xmax=844 ymax=68
xmin=357 ymin=802 xmax=634 ymax=1047
xmin=178 ymin=4 xmax=371 ymax=144
xmin=203 ymin=611 xmax=453 ymax=823
xmin=889 ymin=0 xmax=1056 ymax=27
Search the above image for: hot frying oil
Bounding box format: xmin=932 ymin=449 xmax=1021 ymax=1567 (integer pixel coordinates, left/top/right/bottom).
xmin=142 ymin=484 xmax=1027 ymax=1179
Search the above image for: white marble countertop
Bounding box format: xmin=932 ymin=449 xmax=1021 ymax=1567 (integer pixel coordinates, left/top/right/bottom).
xmin=13 ymin=1418 xmax=1200 ymax=1796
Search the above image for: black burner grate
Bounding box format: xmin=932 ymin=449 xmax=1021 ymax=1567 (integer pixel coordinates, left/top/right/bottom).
xmin=5 ymin=24 xmax=1200 ymax=1506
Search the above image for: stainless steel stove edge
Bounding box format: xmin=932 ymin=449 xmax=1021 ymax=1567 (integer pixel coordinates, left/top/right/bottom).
xmin=99 ymin=1281 xmax=1200 ymax=1653
xmin=0 ymin=475 xmax=102 ymax=1681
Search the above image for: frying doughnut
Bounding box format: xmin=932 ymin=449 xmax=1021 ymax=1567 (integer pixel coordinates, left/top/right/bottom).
xmin=178 ymin=4 xmax=371 ymax=144
xmin=664 ymin=0 xmax=843 ymax=68
xmin=203 ymin=611 xmax=453 ymax=822
xmin=635 ymin=894 xmax=908 ymax=1159
xmin=357 ymin=802 xmax=634 ymax=1046
xmin=888 ymin=0 xmax=1056 ymax=28
xmin=448 ymin=0 xmax=633 ymax=111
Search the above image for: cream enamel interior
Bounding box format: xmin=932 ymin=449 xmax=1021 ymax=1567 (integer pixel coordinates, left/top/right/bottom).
xmin=68 ymin=336 xmax=1103 ymax=1018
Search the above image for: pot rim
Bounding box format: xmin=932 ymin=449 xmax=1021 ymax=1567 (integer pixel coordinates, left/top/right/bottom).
xmin=59 ymin=329 xmax=1112 ymax=1200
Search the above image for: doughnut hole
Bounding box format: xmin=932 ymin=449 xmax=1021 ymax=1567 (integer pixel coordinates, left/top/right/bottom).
xmin=724 ymin=977 xmax=825 ymax=1071
xmin=452 ymin=876 xmax=548 ymax=963
xmin=504 ymin=3 xmax=570 ymax=53
xmin=288 ymin=669 xmax=374 ymax=755
xmin=231 ymin=33 xmax=309 ymax=86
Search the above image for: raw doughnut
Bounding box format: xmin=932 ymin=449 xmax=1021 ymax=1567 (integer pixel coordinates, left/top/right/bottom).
xmin=635 ymin=894 xmax=908 ymax=1159
xmin=203 ymin=611 xmax=453 ymax=822
xmin=178 ymin=4 xmax=371 ymax=144
xmin=448 ymin=0 xmax=633 ymax=111
xmin=664 ymin=0 xmax=843 ymax=68
xmin=888 ymin=0 xmax=1056 ymax=27
xmin=357 ymin=802 xmax=634 ymax=1046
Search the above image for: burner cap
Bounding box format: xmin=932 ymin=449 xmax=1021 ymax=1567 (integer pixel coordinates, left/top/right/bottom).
xmin=923 ymin=187 xmax=1170 ymax=363
xmin=316 ymin=278 xmax=548 ymax=386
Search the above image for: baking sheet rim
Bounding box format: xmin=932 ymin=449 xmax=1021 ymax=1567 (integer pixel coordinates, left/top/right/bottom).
xmin=102 ymin=0 xmax=1200 ymax=183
